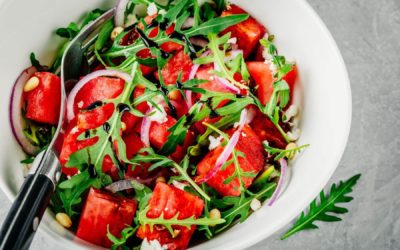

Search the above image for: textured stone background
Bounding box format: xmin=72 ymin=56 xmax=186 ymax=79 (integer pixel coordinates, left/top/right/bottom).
xmin=0 ymin=0 xmax=399 ymax=249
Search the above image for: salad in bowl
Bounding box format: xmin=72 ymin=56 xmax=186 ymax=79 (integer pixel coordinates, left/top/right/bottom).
xmin=9 ymin=0 xmax=307 ymax=249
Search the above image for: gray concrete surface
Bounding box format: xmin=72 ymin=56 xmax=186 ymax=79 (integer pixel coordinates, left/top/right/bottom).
xmin=0 ymin=0 xmax=399 ymax=249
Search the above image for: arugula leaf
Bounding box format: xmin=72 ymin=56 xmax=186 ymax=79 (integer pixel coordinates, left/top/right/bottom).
xmin=95 ymin=19 xmax=114 ymax=51
xmin=264 ymin=80 xmax=290 ymax=117
xmin=213 ymin=182 xmax=276 ymax=233
xmin=56 ymin=9 xmax=105 ymax=39
xmin=29 ymin=52 xmax=48 ymax=71
xmin=138 ymin=205 xmax=225 ymax=236
xmin=159 ymin=101 xmax=210 ymax=155
xmin=56 ymin=22 xmax=79 ymax=39
xmin=57 ymin=170 xmax=110 ymax=216
xmin=264 ymin=143 xmax=310 ymax=161
xmin=184 ymin=14 xmax=248 ymax=37
xmin=81 ymin=9 xmax=105 ymax=27
xmin=260 ymin=37 xmax=294 ymax=80
xmin=206 ymin=33 xmax=248 ymax=89
xmin=164 ymin=0 xmax=190 ymax=21
xmin=214 ymin=0 xmax=227 ymax=14
xmin=131 ymin=149 xmax=210 ymax=201
xmin=20 ymin=156 xmax=35 ymax=164
xmin=107 ymin=225 xmax=137 ymax=250
xmin=281 ymin=174 xmax=362 ymax=240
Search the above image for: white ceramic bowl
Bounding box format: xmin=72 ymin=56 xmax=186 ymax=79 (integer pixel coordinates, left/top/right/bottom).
xmin=0 ymin=0 xmax=351 ymax=249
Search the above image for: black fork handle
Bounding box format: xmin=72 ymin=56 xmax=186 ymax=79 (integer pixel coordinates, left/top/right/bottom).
xmin=0 ymin=173 xmax=54 ymax=250
xmin=0 ymin=150 xmax=60 ymax=250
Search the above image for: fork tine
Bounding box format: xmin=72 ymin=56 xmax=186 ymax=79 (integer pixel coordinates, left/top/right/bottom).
xmin=82 ymin=33 xmax=99 ymax=52
xmin=61 ymin=8 xmax=114 ymax=82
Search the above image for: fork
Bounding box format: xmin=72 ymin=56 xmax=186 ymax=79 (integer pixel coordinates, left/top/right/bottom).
xmin=0 ymin=8 xmax=114 ymax=250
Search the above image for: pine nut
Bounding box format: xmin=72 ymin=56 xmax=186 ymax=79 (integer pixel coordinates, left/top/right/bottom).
xmin=209 ymin=208 xmax=221 ymax=220
xmin=156 ymin=176 xmax=166 ymax=183
xmin=285 ymin=142 xmax=298 ymax=160
xmin=111 ymin=27 xmax=124 ymax=41
xmin=209 ymin=208 xmax=221 ymax=227
xmin=23 ymin=76 xmax=40 ymax=92
xmin=250 ymin=198 xmax=261 ymax=211
xmin=55 ymin=213 xmax=72 ymax=228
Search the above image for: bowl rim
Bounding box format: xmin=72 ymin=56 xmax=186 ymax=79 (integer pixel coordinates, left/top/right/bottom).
xmin=0 ymin=0 xmax=352 ymax=249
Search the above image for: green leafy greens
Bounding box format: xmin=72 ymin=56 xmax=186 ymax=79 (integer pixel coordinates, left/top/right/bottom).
xmin=138 ymin=205 xmax=225 ymax=236
xmin=281 ymin=174 xmax=362 ymax=240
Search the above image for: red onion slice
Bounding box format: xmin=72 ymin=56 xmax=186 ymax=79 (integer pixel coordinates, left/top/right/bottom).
xmin=66 ymin=69 xmax=132 ymax=121
xmin=181 ymin=17 xmax=195 ymax=29
xmin=105 ymin=179 xmax=144 ymax=193
xmin=198 ymin=109 xmax=248 ymax=183
xmin=213 ymin=62 xmax=240 ymax=94
xmin=268 ymin=158 xmax=288 ymax=206
xmin=140 ymin=107 xmax=153 ymax=147
xmin=114 ymin=0 xmax=129 ymax=27
xmin=185 ymin=51 xmax=210 ymax=109
xmin=9 ymin=66 xmax=40 ymax=155
xmin=185 ymin=64 xmax=201 ymax=109
xmin=189 ymin=37 xmax=208 ymax=48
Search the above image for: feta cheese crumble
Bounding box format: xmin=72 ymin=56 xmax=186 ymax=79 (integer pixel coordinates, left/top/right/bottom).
xmin=287 ymin=128 xmax=301 ymax=141
xmin=141 ymin=238 xmax=167 ymax=250
xmin=149 ymin=106 xmax=168 ymax=124
xmin=208 ymin=135 xmax=223 ymax=150
xmin=250 ymin=198 xmax=262 ymax=211
xmin=147 ymin=3 xmax=158 ymax=16
xmin=227 ymin=37 xmax=237 ymax=44
xmin=283 ymin=104 xmax=299 ymax=123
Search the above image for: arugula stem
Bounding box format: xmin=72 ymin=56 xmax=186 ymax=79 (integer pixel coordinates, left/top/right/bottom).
xmin=92 ymin=62 xmax=138 ymax=168
xmin=103 ymin=37 xmax=170 ymax=58
xmin=269 ymin=115 xmax=290 ymax=143
xmin=281 ymin=174 xmax=361 ymax=240
xmin=216 ymin=183 xmax=276 ymax=233
xmin=172 ymin=162 xmax=211 ymax=201
xmin=208 ymin=34 xmax=248 ymax=89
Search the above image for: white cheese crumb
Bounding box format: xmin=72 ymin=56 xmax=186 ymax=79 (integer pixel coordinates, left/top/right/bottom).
xmin=172 ymin=180 xmax=187 ymax=190
xmin=241 ymin=132 xmax=247 ymax=137
xmin=262 ymin=48 xmax=278 ymax=76
xmin=208 ymin=135 xmax=223 ymax=150
xmin=149 ymin=106 xmax=168 ymax=124
xmin=283 ymin=104 xmax=299 ymax=123
xmin=263 ymin=140 xmax=269 ymax=146
xmin=141 ymin=238 xmax=167 ymax=250
xmin=250 ymin=198 xmax=262 ymax=211
xmin=77 ymin=101 xmax=84 ymax=109
xmin=158 ymin=9 xmax=167 ymax=15
xmin=147 ymin=3 xmax=158 ymax=16
xmin=287 ymin=128 xmax=301 ymax=141
xmin=227 ymin=37 xmax=237 ymax=44
xmin=147 ymin=96 xmax=168 ymax=124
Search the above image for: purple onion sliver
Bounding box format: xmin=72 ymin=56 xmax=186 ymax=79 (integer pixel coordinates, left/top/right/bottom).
xmin=268 ymin=158 xmax=288 ymax=206
xmin=190 ymin=37 xmax=208 ymax=48
xmin=114 ymin=0 xmax=129 ymax=27
xmin=9 ymin=66 xmax=40 ymax=155
xmin=198 ymin=130 xmax=241 ymax=184
xmin=181 ymin=17 xmax=195 ymax=29
xmin=140 ymin=108 xmax=153 ymax=147
xmin=66 ymin=69 xmax=132 ymax=121
xmin=215 ymin=76 xmax=240 ymax=93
